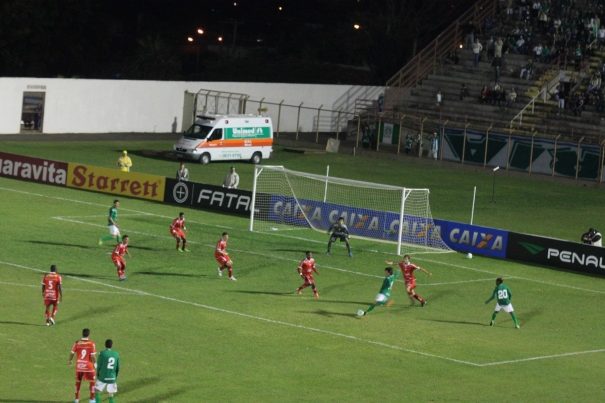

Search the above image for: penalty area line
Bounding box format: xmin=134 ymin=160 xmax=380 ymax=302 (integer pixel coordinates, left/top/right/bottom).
xmin=0 ymin=259 xmax=479 ymax=367
xmin=478 ymin=349 xmax=605 ymax=367
xmin=0 ymin=280 xmax=140 ymax=296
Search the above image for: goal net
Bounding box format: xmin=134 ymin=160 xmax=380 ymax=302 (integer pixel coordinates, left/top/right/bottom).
xmin=249 ymin=165 xmax=451 ymax=255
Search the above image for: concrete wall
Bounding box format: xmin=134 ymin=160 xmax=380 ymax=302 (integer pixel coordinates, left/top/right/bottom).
xmin=0 ymin=77 xmax=382 ymax=134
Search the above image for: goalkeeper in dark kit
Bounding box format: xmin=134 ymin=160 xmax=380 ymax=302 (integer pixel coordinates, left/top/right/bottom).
xmin=327 ymin=216 xmax=352 ymax=257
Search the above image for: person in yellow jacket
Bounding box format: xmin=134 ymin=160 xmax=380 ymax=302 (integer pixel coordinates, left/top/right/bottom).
xmin=117 ymin=150 xmax=132 ymax=172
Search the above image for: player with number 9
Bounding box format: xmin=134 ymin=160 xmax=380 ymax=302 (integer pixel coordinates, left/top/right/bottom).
xmin=68 ymin=328 xmax=97 ymax=403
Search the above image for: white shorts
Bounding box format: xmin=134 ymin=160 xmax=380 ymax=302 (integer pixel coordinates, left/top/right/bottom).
xmin=494 ymin=303 xmax=514 ymax=313
xmin=109 ymin=225 xmax=120 ymax=237
xmin=95 ymin=380 xmax=118 ymax=394
xmin=375 ymin=293 xmax=388 ymax=304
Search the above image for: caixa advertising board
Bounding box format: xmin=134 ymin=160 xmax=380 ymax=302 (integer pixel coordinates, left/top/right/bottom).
xmin=507 ymin=232 xmax=605 ymax=276
xmin=163 ymin=178 xmax=252 ymax=216
xmin=434 ymin=219 xmax=508 ymax=259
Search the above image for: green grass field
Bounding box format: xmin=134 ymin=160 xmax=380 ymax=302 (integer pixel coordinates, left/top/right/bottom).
xmin=0 ymin=140 xmax=604 ymax=402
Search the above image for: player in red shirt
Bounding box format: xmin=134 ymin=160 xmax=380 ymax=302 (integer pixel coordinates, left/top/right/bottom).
xmin=215 ymin=232 xmax=236 ymax=281
xmin=387 ymin=254 xmax=432 ymax=306
xmin=111 ymin=235 xmax=130 ymax=281
xmin=296 ymin=251 xmax=319 ymax=299
xmin=170 ymin=212 xmax=189 ymax=252
xmin=68 ymin=328 xmax=97 ymax=403
xmin=41 ymin=264 xmax=63 ymax=326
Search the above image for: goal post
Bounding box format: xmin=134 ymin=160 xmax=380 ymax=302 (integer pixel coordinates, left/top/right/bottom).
xmin=249 ymin=165 xmax=451 ymax=255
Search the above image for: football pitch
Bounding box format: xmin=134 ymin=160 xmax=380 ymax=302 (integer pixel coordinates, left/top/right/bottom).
xmin=1 ymin=140 xmax=604 ymax=402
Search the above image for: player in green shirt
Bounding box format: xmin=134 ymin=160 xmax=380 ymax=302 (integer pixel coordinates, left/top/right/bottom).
xmin=98 ymin=200 xmax=121 ymax=245
xmin=95 ymin=339 xmax=120 ymax=403
xmin=485 ymin=277 xmax=520 ymax=329
xmin=357 ymin=267 xmax=399 ymax=316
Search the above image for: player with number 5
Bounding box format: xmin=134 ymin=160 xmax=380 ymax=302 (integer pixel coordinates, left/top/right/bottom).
xmin=485 ymin=277 xmax=520 ymax=329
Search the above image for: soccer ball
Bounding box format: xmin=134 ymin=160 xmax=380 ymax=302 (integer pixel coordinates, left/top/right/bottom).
xmin=356 ymin=309 xmax=365 ymax=317
xmin=466 ymin=252 xmax=473 ymax=259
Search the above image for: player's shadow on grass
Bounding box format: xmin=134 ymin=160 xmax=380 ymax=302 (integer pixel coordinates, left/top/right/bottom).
xmin=230 ymin=290 xmax=295 ymax=297
xmin=420 ymin=318 xmax=487 ymax=327
xmin=25 ymin=240 xmax=93 ymax=249
xmin=306 ymin=309 xmax=359 ymax=319
xmin=127 ymin=245 xmax=156 ymax=251
xmin=130 ymin=386 xmax=192 ymax=403
xmin=519 ymin=307 xmax=542 ymax=324
xmin=120 ymin=376 xmax=161 ymax=394
xmin=0 ymin=320 xmax=45 ymax=327
xmin=62 ymin=305 xmax=119 ymax=325
xmin=136 ymin=270 xmax=205 ymax=278
xmin=61 ymin=271 xmax=113 ymax=280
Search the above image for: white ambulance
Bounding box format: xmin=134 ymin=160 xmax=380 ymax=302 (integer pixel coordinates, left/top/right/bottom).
xmin=173 ymin=114 xmax=273 ymax=164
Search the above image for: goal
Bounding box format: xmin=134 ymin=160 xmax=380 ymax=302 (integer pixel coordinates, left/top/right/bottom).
xmin=249 ymin=165 xmax=451 ymax=255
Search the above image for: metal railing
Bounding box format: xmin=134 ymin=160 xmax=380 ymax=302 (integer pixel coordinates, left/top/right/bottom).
xmin=385 ymin=0 xmax=496 ymax=90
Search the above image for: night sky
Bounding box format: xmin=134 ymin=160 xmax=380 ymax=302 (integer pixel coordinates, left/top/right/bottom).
xmin=0 ymin=0 xmax=475 ymax=84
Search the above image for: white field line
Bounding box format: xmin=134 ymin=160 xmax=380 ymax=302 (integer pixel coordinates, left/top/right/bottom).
xmin=1 ymin=184 xmax=604 ymax=365
xmin=0 ymin=280 xmax=139 ymax=295
xmin=476 ymin=349 xmax=605 ymax=367
xmin=0 ymin=186 xmax=230 ymax=229
xmin=421 ymin=258 xmax=605 ymax=295
xmin=0 ymin=260 xmax=479 ymax=367
xmin=3 ymin=184 xmax=603 ymax=294
xmin=53 ymin=215 xmax=493 ymax=288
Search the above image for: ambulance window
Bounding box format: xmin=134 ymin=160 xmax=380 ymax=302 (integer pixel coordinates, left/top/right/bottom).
xmin=208 ymin=128 xmax=222 ymax=141
xmin=184 ymin=124 xmax=213 ymax=139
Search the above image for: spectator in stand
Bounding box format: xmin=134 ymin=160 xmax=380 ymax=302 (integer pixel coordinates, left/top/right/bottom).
xmin=494 ymin=37 xmax=504 ymax=59
xmin=555 ymin=82 xmax=566 ymax=114
xmin=436 ymin=89 xmax=443 ymax=107
xmin=492 ymin=82 xmax=505 ymax=106
xmin=404 ymin=134 xmax=413 ymax=155
xmin=598 ymin=26 xmax=605 ymax=48
xmin=464 ymin=20 xmax=475 ymax=49
xmin=587 ymin=72 xmax=602 ymax=94
xmin=512 ymin=35 xmax=526 ymax=54
xmin=480 ymin=85 xmax=491 ymax=104
xmin=486 ymin=36 xmax=495 ymax=61
xmin=492 ymin=56 xmax=502 ymax=81
xmin=533 ymin=42 xmax=544 ymax=62
xmin=472 ymin=38 xmax=483 ymax=67
xmin=574 ymin=44 xmax=583 ymax=71
xmin=506 ymin=87 xmax=517 ymax=107
xmin=572 ymin=92 xmax=585 ymax=116
xmin=520 ymin=59 xmax=534 ymax=80
xmin=459 ymin=83 xmax=470 ymax=100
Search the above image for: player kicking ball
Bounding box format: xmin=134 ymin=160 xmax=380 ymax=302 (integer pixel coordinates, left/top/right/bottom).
xmin=387 ymin=254 xmax=431 ymax=307
xmin=296 ymin=251 xmax=319 ymax=299
xmin=98 ymin=200 xmax=120 ymax=246
xmin=215 ymin=232 xmax=236 ymax=281
xmin=485 ymin=277 xmax=520 ymax=329
xmin=42 ymin=264 xmax=63 ymax=326
xmin=170 ymin=212 xmax=189 ymax=252
xmin=357 ymin=267 xmax=398 ymax=317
